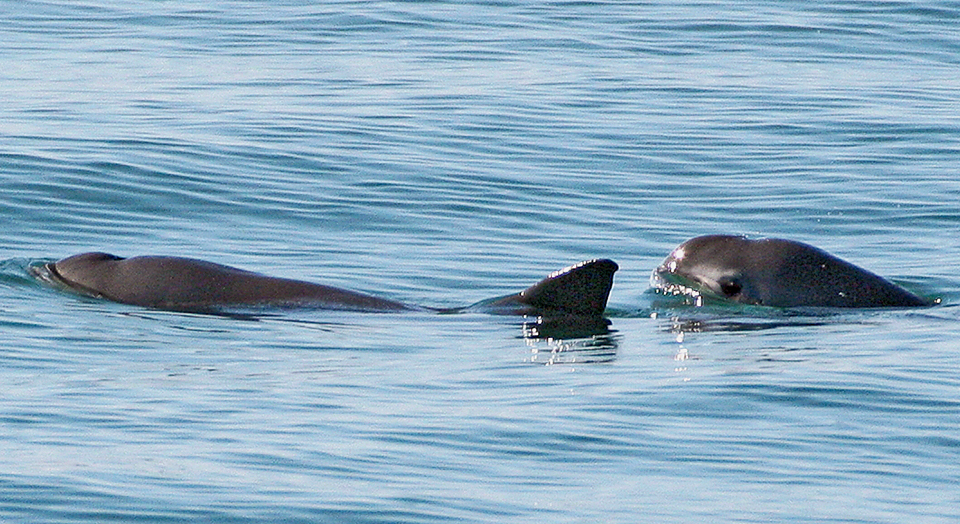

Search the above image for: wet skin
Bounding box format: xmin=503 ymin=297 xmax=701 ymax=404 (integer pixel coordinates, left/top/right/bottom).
xmin=40 ymin=253 xmax=619 ymax=319
xmin=654 ymin=235 xmax=930 ymax=308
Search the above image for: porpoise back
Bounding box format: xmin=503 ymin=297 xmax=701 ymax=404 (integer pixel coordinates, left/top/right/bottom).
xmin=46 ymin=252 xmax=410 ymax=312
xmin=42 ymin=253 xmax=618 ymax=318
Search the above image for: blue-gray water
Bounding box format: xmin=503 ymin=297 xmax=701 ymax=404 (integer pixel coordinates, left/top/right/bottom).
xmin=3 ymin=1 xmax=960 ymax=522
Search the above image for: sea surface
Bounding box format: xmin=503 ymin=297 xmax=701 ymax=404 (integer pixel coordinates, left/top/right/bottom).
xmin=3 ymin=1 xmax=960 ymax=522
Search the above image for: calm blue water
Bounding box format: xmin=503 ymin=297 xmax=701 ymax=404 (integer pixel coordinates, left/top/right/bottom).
xmin=3 ymin=1 xmax=960 ymax=522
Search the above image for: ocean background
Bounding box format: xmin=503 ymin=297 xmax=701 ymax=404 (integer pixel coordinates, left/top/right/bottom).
xmin=3 ymin=1 xmax=960 ymax=522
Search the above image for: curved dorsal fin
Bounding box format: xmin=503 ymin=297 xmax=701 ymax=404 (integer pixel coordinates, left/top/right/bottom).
xmin=518 ymin=259 xmax=618 ymax=317
xmin=470 ymin=259 xmax=618 ymax=318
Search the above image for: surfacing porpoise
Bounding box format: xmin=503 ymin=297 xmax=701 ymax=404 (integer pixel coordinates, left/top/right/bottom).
xmin=653 ymin=235 xmax=931 ymax=308
xmin=36 ymin=252 xmax=618 ymax=319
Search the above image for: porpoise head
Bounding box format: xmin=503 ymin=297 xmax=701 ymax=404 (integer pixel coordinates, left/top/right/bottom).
xmin=653 ymin=235 xmax=930 ymax=308
xmin=46 ymin=252 xmax=126 ymax=299
xmin=653 ymin=235 xmax=769 ymax=305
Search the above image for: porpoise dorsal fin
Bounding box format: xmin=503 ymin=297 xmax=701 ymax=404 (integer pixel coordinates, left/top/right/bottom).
xmin=518 ymin=259 xmax=618 ymax=317
xmin=461 ymin=259 xmax=618 ymax=318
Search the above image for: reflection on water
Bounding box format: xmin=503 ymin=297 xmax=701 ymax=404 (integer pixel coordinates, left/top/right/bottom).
xmin=521 ymin=318 xmax=619 ymax=364
xmin=648 ymin=286 xmax=905 ymax=335
xmin=520 ymin=315 xmax=611 ymax=340
xmin=662 ymin=316 xmax=835 ymax=334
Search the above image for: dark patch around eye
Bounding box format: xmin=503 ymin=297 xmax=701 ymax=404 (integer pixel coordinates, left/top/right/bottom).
xmin=718 ymin=278 xmax=742 ymax=297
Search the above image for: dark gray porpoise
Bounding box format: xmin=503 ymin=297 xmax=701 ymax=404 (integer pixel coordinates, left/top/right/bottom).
xmin=653 ymin=235 xmax=930 ymax=308
xmin=42 ymin=253 xmax=618 ymax=318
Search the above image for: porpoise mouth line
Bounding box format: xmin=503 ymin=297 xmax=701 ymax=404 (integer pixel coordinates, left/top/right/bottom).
xmin=650 ymin=268 xmax=704 ymax=299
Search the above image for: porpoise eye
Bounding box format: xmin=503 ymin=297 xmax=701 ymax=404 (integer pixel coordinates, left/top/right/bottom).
xmin=718 ymin=278 xmax=742 ymax=297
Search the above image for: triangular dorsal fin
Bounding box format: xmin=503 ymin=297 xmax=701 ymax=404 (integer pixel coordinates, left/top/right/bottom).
xmin=517 ymin=259 xmax=618 ymax=317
